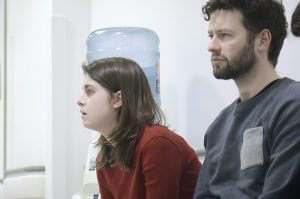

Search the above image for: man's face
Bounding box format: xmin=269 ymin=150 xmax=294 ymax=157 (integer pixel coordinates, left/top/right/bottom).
xmin=207 ymin=9 xmax=256 ymax=80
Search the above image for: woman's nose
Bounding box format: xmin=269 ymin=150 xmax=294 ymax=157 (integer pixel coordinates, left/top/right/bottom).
xmin=77 ymin=96 xmax=85 ymax=107
xmin=77 ymin=100 xmax=83 ymax=106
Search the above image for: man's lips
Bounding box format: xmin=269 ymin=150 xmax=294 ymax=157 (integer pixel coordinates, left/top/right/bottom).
xmin=211 ymin=56 xmax=225 ymax=61
xmin=211 ymin=56 xmax=226 ymax=65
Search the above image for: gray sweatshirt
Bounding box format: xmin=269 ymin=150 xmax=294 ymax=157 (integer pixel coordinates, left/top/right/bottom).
xmin=194 ymin=78 xmax=300 ymax=199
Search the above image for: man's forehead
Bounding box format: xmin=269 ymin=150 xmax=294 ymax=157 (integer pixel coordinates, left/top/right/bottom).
xmin=208 ymin=9 xmax=244 ymax=31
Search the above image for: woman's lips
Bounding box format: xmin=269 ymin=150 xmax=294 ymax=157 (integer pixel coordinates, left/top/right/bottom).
xmin=80 ymin=111 xmax=87 ymax=119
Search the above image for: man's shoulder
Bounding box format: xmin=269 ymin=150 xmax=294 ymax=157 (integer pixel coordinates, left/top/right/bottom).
xmin=214 ymin=100 xmax=237 ymax=120
xmin=283 ymin=78 xmax=300 ymax=95
xmin=204 ymin=101 xmax=236 ymax=135
xmin=272 ymin=78 xmax=300 ymax=102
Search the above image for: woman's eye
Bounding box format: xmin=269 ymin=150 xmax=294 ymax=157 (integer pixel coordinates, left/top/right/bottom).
xmin=86 ymin=89 xmax=94 ymax=95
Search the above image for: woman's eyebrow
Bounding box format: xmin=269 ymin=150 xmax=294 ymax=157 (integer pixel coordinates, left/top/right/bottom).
xmin=82 ymin=84 xmax=94 ymax=89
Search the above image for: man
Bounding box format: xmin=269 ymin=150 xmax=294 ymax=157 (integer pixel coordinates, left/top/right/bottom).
xmin=193 ymin=0 xmax=300 ymax=198
xmin=292 ymin=3 xmax=300 ymax=37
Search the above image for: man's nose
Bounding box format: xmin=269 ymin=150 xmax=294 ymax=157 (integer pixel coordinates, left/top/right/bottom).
xmin=208 ymin=38 xmax=221 ymax=53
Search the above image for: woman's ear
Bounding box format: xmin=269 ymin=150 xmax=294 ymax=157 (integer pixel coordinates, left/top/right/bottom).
xmin=113 ymin=91 xmax=122 ymax=109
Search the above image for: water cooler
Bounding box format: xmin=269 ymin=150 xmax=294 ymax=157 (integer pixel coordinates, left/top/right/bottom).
xmin=86 ymin=27 xmax=161 ymax=105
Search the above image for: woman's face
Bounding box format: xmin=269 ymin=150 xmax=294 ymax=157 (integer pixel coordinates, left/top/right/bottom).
xmin=77 ymin=73 xmax=119 ymax=136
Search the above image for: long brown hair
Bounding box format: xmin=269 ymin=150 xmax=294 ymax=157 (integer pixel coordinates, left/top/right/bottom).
xmin=82 ymin=57 xmax=165 ymax=170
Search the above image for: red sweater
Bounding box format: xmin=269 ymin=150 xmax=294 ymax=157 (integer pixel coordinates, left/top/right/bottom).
xmin=97 ymin=125 xmax=201 ymax=199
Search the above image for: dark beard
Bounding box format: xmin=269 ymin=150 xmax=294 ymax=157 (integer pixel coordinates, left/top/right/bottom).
xmin=213 ymin=40 xmax=256 ymax=80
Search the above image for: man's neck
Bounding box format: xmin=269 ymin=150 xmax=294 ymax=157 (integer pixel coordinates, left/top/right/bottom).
xmin=234 ymin=61 xmax=280 ymax=102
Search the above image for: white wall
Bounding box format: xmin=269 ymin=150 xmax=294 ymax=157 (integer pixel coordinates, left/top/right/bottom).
xmin=5 ymin=0 xmax=92 ymax=197
xmin=51 ymin=0 xmax=91 ymax=197
xmin=0 ymin=0 xmax=5 ymax=182
xmin=6 ymin=0 xmax=52 ymax=170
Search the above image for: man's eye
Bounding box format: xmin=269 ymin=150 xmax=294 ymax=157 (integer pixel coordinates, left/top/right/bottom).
xmin=208 ymin=34 xmax=213 ymax=39
xmin=220 ymin=33 xmax=231 ymax=38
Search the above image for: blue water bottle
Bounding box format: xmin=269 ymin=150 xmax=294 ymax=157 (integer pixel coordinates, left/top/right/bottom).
xmin=86 ymin=27 xmax=161 ymax=105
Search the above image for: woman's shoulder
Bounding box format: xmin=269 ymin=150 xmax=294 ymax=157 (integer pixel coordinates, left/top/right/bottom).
xmin=141 ymin=125 xmax=178 ymax=141
xmin=134 ymin=125 xmax=199 ymax=168
xmin=137 ymin=125 xmax=191 ymax=153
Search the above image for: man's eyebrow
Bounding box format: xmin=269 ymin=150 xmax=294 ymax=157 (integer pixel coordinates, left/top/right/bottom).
xmin=209 ymin=29 xmax=233 ymax=33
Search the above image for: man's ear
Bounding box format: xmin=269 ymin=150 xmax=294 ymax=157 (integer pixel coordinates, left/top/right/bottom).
xmin=113 ymin=91 xmax=122 ymax=109
xmin=256 ymin=29 xmax=272 ymax=51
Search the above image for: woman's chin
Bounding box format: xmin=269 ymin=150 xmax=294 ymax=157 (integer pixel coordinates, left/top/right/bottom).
xmin=82 ymin=121 xmax=92 ymax=129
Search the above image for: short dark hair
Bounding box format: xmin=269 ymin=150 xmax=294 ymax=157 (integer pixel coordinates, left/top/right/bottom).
xmin=82 ymin=57 xmax=165 ymax=170
xmin=202 ymin=0 xmax=288 ymax=67
xmin=291 ymin=3 xmax=300 ymax=37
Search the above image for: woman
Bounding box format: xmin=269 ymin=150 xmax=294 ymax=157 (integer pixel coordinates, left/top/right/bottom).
xmin=77 ymin=57 xmax=201 ymax=199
